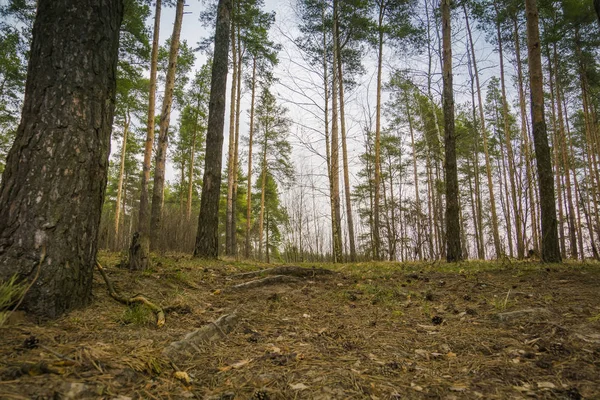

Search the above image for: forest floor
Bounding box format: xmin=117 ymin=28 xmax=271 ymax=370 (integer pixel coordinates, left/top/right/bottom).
xmin=1 ymin=253 xmax=600 ymax=400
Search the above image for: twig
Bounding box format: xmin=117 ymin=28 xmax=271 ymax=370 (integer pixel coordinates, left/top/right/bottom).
xmin=38 ymin=344 xmax=77 ymax=363
xmin=96 ymin=261 xmax=165 ymax=327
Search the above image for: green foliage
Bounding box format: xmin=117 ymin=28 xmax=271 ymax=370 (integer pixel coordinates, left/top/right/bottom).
xmin=0 ymin=275 xmax=26 ymax=326
xmin=118 ymin=304 xmax=155 ymax=326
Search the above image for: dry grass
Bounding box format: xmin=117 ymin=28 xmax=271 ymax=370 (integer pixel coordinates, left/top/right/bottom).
xmin=1 ymin=254 xmax=599 ymax=399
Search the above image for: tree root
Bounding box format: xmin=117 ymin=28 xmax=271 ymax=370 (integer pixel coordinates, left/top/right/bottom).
xmin=233 ymin=265 xmax=334 ymax=279
xmin=163 ymin=313 xmax=239 ymax=360
xmin=95 ymin=261 xmax=165 ymax=327
xmin=225 ymin=275 xmax=301 ymax=292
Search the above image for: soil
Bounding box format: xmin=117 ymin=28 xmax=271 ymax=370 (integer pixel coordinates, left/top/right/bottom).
xmin=1 ymin=254 xmax=600 ymax=399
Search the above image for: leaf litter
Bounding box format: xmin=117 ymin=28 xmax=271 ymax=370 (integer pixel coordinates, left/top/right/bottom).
xmin=0 ymin=256 xmax=599 ymax=399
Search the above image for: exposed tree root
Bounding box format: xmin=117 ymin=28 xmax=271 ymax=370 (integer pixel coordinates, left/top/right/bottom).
xmin=226 ymin=275 xmax=301 ymax=292
xmin=95 ymin=261 xmax=165 ymax=327
xmin=234 ymin=266 xmax=334 ymax=279
xmin=163 ymin=313 xmax=239 ymax=360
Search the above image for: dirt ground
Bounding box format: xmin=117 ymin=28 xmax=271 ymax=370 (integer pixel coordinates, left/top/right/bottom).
xmin=1 ymin=253 xmax=600 ymax=399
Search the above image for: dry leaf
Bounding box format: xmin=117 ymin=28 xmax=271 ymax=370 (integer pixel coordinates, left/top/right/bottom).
xmin=537 ymin=382 xmax=556 ymax=389
xmin=290 ymin=383 xmax=310 ymax=390
xmin=231 ymin=359 xmax=252 ymax=369
xmin=174 ymin=371 xmax=191 ymax=385
xmin=446 ymin=352 xmax=457 ymax=358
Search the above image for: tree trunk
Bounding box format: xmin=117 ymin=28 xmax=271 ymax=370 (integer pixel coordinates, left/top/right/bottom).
xmin=129 ymin=0 xmax=161 ymax=270
xmin=194 ymin=0 xmax=232 ymax=258
xmin=245 ymin=57 xmax=257 ymax=259
xmin=335 ymin=5 xmax=356 ymax=262
xmin=546 ymin=49 xmax=567 ymax=258
xmin=149 ymin=0 xmax=185 ymax=251
xmin=406 ymin=91 xmax=422 ymax=260
xmin=494 ymin=1 xmax=524 ymax=259
xmin=524 ymin=0 xmax=561 ymax=263
xmin=441 ymin=0 xmax=462 ymax=262
xmin=258 ymin=139 xmax=267 ymax=260
xmin=463 ymin=4 xmax=501 ymax=258
xmin=230 ymin=39 xmax=243 ymax=258
xmin=330 ymin=0 xmax=343 ymax=263
xmin=114 ymin=110 xmax=130 ymax=249
xmin=553 ymin=48 xmax=577 ymax=259
xmin=186 ymin=100 xmax=200 ymax=221
xmin=225 ymin=15 xmax=237 ymax=257
xmin=513 ymin=15 xmax=539 ymax=255
xmin=373 ymin=14 xmax=384 ymax=261
xmin=0 ymin=0 xmax=123 ymax=318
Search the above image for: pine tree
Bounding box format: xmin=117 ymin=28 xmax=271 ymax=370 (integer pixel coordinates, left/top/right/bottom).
xmin=195 ymin=0 xmax=233 ymax=258
xmin=0 ymin=0 xmax=123 ymax=317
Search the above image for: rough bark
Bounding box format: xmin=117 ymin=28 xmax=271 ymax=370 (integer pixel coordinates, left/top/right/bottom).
xmin=0 ymin=0 xmax=123 ymax=318
xmin=524 ymin=0 xmax=561 ymax=263
xmin=194 ymin=0 xmax=232 ymax=258
xmin=149 ymin=0 xmax=185 ymax=251
xmin=129 ymin=0 xmax=161 ymax=271
xmin=441 ymin=0 xmax=462 ymax=262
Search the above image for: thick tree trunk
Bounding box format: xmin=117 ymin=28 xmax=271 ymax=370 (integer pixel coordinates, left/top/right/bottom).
xmin=129 ymin=0 xmax=161 ymax=271
xmin=150 ymin=0 xmax=185 ymax=251
xmin=245 ymin=57 xmax=257 ymax=259
xmin=441 ymin=0 xmax=462 ymax=262
xmin=194 ymin=0 xmax=232 ymax=258
xmin=524 ymin=0 xmax=561 ymax=263
xmin=0 ymin=0 xmax=123 ymax=318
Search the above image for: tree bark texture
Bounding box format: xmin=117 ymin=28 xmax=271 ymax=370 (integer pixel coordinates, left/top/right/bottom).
xmin=0 ymin=0 xmax=123 ymax=318
xmin=524 ymin=0 xmax=561 ymax=263
xmin=194 ymin=0 xmax=232 ymax=258
xmin=441 ymin=0 xmax=462 ymax=262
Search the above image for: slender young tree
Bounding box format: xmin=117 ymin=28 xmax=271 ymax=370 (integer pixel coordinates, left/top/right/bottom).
xmin=149 ymin=0 xmax=185 ymax=250
xmin=441 ymin=0 xmax=462 ymax=262
xmin=0 ymin=0 xmax=123 ymax=317
xmin=524 ymin=0 xmax=561 ymax=262
xmin=194 ymin=0 xmax=232 ymax=258
xmin=129 ymin=0 xmax=162 ymax=270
